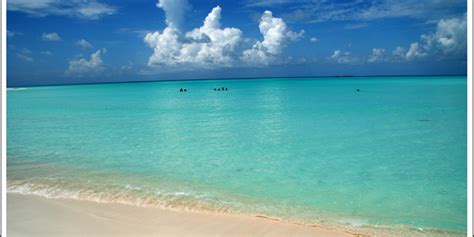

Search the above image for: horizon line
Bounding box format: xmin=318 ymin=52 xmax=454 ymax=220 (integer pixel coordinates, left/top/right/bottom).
xmin=7 ymin=73 xmax=467 ymax=88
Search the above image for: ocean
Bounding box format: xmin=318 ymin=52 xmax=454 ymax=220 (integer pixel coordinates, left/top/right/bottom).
xmin=7 ymin=76 xmax=467 ymax=235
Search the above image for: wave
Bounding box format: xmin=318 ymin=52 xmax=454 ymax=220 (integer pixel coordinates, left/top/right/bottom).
xmin=7 ymin=181 xmax=465 ymax=237
xmin=7 ymin=88 xmax=31 ymax=91
xmin=7 ymin=180 xmax=243 ymax=214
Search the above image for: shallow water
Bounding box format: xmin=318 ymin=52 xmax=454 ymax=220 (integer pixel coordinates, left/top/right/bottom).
xmin=7 ymin=76 xmax=467 ymax=235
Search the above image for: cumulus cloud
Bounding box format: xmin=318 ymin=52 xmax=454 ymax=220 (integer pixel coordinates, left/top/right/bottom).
xmin=368 ymin=48 xmax=385 ymax=63
xmin=241 ymin=10 xmax=304 ymax=65
xmin=76 ymin=39 xmax=93 ymax=49
xmin=329 ymin=49 xmax=355 ymax=64
xmin=145 ymin=3 xmax=242 ymax=68
xmin=144 ymin=0 xmax=302 ymax=69
xmin=403 ymin=15 xmax=466 ymax=60
xmin=67 ymin=48 xmax=106 ymax=75
xmin=405 ymin=42 xmax=427 ymax=60
xmin=432 ymin=16 xmax=467 ymax=56
xmin=8 ymin=0 xmax=116 ymax=20
xmin=156 ymin=0 xmax=190 ymax=30
xmin=310 ymin=37 xmax=318 ymax=43
xmin=42 ymin=32 xmax=61 ymax=41
xmin=391 ymin=46 xmax=406 ymax=59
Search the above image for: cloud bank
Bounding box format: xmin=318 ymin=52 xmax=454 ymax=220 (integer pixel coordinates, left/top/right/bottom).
xmin=368 ymin=48 xmax=385 ymax=63
xmin=144 ymin=0 xmax=302 ymax=69
xmin=362 ymin=15 xmax=467 ymax=63
xmin=330 ymin=50 xmax=356 ymax=64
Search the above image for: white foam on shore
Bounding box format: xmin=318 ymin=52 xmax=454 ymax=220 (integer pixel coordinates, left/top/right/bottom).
xmin=7 ymin=181 xmax=466 ymax=237
xmin=7 ymin=181 xmax=239 ymax=214
xmin=7 ymin=88 xmax=31 ymax=91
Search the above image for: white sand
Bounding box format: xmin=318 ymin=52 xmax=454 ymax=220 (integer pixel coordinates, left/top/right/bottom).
xmin=8 ymin=193 xmax=359 ymax=237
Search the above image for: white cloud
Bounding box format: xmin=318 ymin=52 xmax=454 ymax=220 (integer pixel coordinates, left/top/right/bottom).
xmin=41 ymin=50 xmax=52 ymax=56
xmin=156 ymin=0 xmax=190 ymax=30
xmin=75 ymin=2 xmax=116 ymax=20
xmin=433 ymin=16 xmax=467 ymax=56
xmin=251 ymin=0 xmax=465 ymax=24
xmin=76 ymin=39 xmax=93 ymax=49
xmin=405 ymin=42 xmax=426 ymax=60
xmin=329 ymin=49 xmax=356 ymax=64
xmin=67 ymin=48 xmax=106 ymax=75
xmin=357 ymin=0 xmax=465 ymax=22
xmin=403 ymin=15 xmax=466 ymax=61
xmin=391 ymin=46 xmax=406 ymax=59
xmin=8 ymin=0 xmax=116 ymax=20
xmin=241 ymin=10 xmax=304 ymax=65
xmin=144 ymin=28 xmax=181 ymax=65
xmin=244 ymin=0 xmax=294 ymax=8
xmin=16 ymin=48 xmax=34 ymax=61
xmin=145 ymin=1 xmax=302 ymax=69
xmin=42 ymin=32 xmax=61 ymax=41
xmin=145 ymin=4 xmax=242 ymax=68
xmin=310 ymin=37 xmax=318 ymax=43
xmin=17 ymin=53 xmax=34 ymax=62
xmin=368 ymin=48 xmax=385 ymax=63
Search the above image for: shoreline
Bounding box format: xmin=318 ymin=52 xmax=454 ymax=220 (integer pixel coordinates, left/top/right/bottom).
xmin=7 ymin=193 xmax=359 ymax=237
xmin=6 ymin=189 xmax=466 ymax=237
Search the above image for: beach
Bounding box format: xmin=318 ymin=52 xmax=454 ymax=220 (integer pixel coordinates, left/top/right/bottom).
xmin=7 ymin=76 xmax=468 ymax=235
xmin=7 ymin=193 xmax=355 ymax=237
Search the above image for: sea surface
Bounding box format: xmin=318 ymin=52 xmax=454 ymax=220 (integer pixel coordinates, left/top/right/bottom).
xmin=7 ymin=76 xmax=467 ymax=235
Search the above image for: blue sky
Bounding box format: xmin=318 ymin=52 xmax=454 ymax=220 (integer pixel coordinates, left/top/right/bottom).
xmin=7 ymin=0 xmax=468 ymax=86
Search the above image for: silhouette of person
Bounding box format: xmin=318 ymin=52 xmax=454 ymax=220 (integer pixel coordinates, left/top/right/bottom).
xmin=180 ymin=88 xmax=183 ymax=92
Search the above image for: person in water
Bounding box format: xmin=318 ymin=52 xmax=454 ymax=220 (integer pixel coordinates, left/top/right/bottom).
xmin=184 ymin=88 xmax=187 ymax=92
xmin=180 ymin=88 xmax=183 ymax=92
xmin=357 ymin=89 xmax=360 ymax=92
xmin=225 ymin=88 xmax=228 ymax=91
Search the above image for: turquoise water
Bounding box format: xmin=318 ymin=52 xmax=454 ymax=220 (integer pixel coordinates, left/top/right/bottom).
xmin=7 ymin=76 xmax=467 ymax=235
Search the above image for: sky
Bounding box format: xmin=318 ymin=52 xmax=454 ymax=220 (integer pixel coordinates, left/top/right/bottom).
xmin=6 ymin=0 xmax=468 ymax=86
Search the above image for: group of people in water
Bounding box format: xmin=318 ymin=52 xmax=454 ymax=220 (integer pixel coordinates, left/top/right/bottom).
xmin=181 ymin=87 xmax=357 ymax=92
xmin=214 ymin=87 xmax=228 ymax=91
xmin=180 ymin=87 xmax=229 ymax=92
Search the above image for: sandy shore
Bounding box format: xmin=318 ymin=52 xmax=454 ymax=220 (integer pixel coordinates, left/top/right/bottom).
xmin=8 ymin=193 xmax=358 ymax=237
